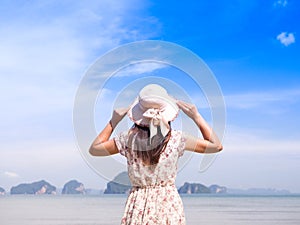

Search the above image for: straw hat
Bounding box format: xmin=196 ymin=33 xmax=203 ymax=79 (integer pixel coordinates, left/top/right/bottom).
xmin=127 ymin=84 xmax=179 ymax=138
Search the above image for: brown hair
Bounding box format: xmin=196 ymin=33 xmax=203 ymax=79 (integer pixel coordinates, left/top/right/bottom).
xmin=128 ymin=123 xmax=171 ymax=165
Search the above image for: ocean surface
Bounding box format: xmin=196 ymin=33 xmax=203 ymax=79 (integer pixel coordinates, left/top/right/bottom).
xmin=1 ymin=194 xmax=300 ymax=225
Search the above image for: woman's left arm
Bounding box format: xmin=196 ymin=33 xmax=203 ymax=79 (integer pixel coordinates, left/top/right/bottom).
xmin=89 ymin=108 xmax=128 ymax=156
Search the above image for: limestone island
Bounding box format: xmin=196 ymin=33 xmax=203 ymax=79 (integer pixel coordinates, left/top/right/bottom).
xmin=10 ymin=180 xmax=56 ymax=195
xmin=104 ymin=172 xmax=227 ymax=194
xmin=178 ymin=182 xmax=227 ymax=194
xmin=0 ymin=187 xmax=5 ymax=195
xmin=104 ymin=172 xmax=131 ymax=194
xmin=62 ymin=180 xmax=86 ymax=194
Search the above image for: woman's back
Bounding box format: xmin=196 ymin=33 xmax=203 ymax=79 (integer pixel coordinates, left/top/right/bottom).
xmin=115 ymin=130 xmax=185 ymax=187
xmin=116 ymin=129 xmax=186 ymax=225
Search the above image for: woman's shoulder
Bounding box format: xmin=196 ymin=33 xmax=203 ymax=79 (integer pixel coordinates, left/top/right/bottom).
xmin=114 ymin=130 xmax=130 ymax=146
xmin=169 ymin=130 xmax=186 ymax=156
xmin=170 ymin=130 xmax=185 ymax=143
xmin=171 ymin=129 xmax=183 ymax=136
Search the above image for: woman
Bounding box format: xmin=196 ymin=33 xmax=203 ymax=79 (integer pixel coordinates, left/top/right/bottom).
xmin=89 ymin=84 xmax=223 ymax=225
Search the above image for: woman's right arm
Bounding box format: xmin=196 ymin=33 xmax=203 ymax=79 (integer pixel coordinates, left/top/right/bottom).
xmin=89 ymin=107 xmax=129 ymax=156
xmin=176 ymin=100 xmax=223 ymax=154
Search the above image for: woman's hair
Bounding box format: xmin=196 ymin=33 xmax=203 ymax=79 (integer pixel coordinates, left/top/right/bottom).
xmin=128 ymin=123 xmax=171 ymax=165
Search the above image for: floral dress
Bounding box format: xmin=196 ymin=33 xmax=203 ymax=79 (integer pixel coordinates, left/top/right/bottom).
xmin=114 ymin=130 xmax=186 ymax=225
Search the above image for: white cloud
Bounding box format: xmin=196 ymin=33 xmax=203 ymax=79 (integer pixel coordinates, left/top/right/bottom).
xmin=274 ymin=0 xmax=288 ymax=7
xmin=225 ymin=88 xmax=300 ymax=111
xmin=0 ymin=138 xmax=108 ymax=190
xmin=2 ymin=171 xmax=19 ymax=178
xmin=115 ymin=62 xmax=167 ymax=77
xmin=276 ymin=32 xmax=295 ymax=46
xmin=0 ymin=0 xmax=160 ymax=137
xmin=1 ymin=139 xmax=79 ymax=168
xmin=223 ymin=125 xmax=300 ymax=154
xmin=0 ymin=0 xmax=161 ymax=189
xmin=178 ymin=123 xmax=300 ymax=192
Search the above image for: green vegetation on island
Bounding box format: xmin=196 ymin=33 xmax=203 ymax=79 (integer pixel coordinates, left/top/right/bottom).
xmin=178 ymin=182 xmax=210 ymax=194
xmin=62 ymin=180 xmax=86 ymax=194
xmin=10 ymin=180 xmax=56 ymax=195
xmin=104 ymin=172 xmax=131 ymax=194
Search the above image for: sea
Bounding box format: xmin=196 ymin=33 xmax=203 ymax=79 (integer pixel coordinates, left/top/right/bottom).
xmin=1 ymin=194 xmax=300 ymax=225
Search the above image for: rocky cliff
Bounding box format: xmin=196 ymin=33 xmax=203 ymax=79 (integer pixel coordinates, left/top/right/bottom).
xmin=104 ymin=172 xmax=131 ymax=194
xmin=10 ymin=180 xmax=56 ymax=195
xmin=62 ymin=180 xmax=85 ymax=194
xmin=178 ymin=182 xmax=210 ymax=194
xmin=0 ymin=187 xmax=5 ymax=195
xmin=209 ymin=184 xmax=227 ymax=194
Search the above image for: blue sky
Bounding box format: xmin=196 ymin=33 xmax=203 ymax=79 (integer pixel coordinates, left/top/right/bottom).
xmin=1 ymin=0 xmax=300 ymax=192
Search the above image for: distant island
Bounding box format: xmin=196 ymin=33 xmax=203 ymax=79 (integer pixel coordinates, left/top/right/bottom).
xmin=104 ymin=172 xmax=227 ymax=194
xmin=8 ymin=179 xmax=87 ymax=195
xmin=10 ymin=180 xmax=56 ymax=195
xmin=104 ymin=172 xmax=131 ymax=194
xmin=1 ymin=172 xmax=292 ymax=196
xmin=178 ymin=182 xmax=227 ymax=194
xmin=227 ymin=187 xmax=291 ymax=195
xmin=62 ymin=180 xmax=86 ymax=195
xmin=0 ymin=187 xmax=5 ymax=195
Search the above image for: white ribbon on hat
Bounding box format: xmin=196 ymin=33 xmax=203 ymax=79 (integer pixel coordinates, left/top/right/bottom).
xmin=142 ymin=108 xmax=169 ymax=142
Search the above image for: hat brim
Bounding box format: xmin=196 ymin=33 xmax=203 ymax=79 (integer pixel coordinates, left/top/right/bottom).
xmin=127 ymin=95 xmax=179 ymax=127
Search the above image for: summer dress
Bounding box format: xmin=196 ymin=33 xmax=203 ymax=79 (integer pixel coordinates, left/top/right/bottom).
xmin=114 ymin=130 xmax=186 ymax=225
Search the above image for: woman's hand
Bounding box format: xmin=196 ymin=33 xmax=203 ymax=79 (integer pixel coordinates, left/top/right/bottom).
xmin=110 ymin=107 xmax=130 ymax=129
xmin=176 ymin=100 xmax=200 ymax=121
xmin=89 ymin=107 xmax=129 ymax=157
xmin=177 ymin=100 xmax=223 ymax=154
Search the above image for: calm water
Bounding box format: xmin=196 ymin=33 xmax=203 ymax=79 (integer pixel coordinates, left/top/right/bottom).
xmin=1 ymin=195 xmax=300 ymax=225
